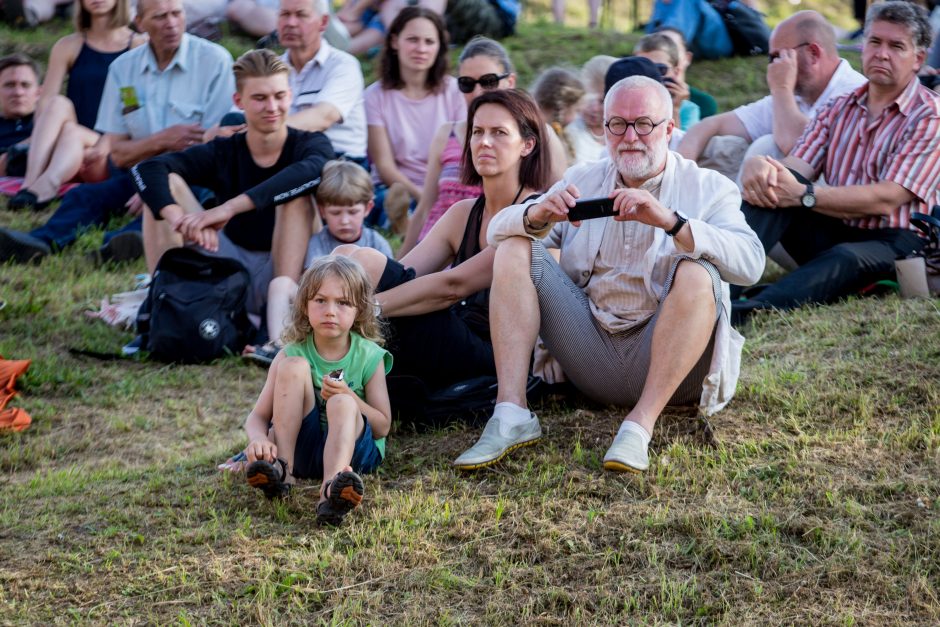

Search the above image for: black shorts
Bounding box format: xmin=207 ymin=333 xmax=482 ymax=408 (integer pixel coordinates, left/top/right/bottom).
xmin=292 ymin=404 xmax=383 ymax=480
xmin=378 ymin=258 xmax=495 ymax=389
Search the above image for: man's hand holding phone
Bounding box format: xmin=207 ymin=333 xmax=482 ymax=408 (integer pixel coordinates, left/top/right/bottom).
xmin=610 ymin=188 xmax=674 ymax=229
xmin=525 ymin=183 xmax=581 ymax=228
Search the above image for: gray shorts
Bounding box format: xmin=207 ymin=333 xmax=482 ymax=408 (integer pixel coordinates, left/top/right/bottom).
xmin=196 ymin=233 xmax=272 ymax=316
xmin=530 ymin=240 xmax=721 ymax=407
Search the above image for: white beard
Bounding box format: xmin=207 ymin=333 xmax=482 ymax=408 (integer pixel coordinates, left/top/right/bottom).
xmin=611 ymin=139 xmax=668 ymax=183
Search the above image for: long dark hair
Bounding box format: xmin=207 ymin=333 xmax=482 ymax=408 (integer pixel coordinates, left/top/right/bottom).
xmin=378 ymin=6 xmax=450 ymax=92
xmin=461 ymin=89 xmax=551 ymax=191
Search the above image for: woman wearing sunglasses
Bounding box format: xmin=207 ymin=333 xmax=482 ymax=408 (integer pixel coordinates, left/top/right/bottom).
xmin=363 ymin=7 xmax=465 ymax=233
xmin=396 ymin=36 xmax=513 ymax=256
xmin=338 ymin=89 xmax=551 ymax=410
xmin=398 ymin=37 xmax=569 ymax=256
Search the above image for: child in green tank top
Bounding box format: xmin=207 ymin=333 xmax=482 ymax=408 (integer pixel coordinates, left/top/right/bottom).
xmin=242 ymin=256 xmax=392 ymax=526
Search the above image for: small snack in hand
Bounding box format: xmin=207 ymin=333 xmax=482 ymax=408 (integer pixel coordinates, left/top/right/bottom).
xmin=329 ymin=368 xmax=344 ymax=382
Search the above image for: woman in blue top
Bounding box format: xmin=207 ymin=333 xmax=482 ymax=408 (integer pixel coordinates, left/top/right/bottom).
xmin=243 ymin=256 xmax=393 ymax=526
xmin=10 ymin=0 xmax=145 ymax=211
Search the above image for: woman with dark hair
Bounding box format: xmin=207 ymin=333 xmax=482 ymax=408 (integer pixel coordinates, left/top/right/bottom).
xmin=362 ymin=6 xmax=465 ymax=230
xmin=10 ymin=0 xmax=145 ymax=210
xmin=340 ymin=88 xmax=550 ymax=390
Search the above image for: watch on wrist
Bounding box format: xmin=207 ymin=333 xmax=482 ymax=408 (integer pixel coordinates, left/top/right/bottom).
xmin=665 ymin=211 xmax=688 ymax=237
xmin=800 ymin=183 xmax=817 ymax=209
xmin=523 ymin=205 xmax=547 ymax=231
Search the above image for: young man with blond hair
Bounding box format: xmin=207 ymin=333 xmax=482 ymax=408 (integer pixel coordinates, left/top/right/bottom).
xmin=134 ymin=48 xmax=333 ymax=321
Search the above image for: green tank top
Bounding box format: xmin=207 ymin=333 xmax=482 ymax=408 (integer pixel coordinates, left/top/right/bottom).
xmin=284 ymin=332 xmax=392 ymax=456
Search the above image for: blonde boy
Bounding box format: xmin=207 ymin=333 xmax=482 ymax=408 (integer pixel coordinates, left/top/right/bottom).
xmin=305 ymin=160 xmax=392 ymax=263
xmin=247 ymin=160 xmax=391 ymax=364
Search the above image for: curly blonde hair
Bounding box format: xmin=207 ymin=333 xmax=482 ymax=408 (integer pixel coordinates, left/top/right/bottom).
xmin=281 ymin=256 xmax=384 ymax=346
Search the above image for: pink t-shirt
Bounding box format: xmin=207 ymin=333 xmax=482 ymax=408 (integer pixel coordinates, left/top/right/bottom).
xmin=364 ymin=75 xmax=466 ymax=189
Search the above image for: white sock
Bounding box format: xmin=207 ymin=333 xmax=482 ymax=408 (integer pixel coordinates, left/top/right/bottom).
xmin=618 ymin=420 xmax=651 ymax=446
xmin=493 ymin=402 xmax=533 ymax=427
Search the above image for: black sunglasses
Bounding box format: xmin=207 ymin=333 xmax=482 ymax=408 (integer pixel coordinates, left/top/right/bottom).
xmin=457 ymin=73 xmax=510 ymax=94
xmin=768 ymin=42 xmax=811 ymax=63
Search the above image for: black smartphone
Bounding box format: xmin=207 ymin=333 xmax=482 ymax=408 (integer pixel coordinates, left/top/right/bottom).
xmin=568 ymin=197 xmax=616 ymax=221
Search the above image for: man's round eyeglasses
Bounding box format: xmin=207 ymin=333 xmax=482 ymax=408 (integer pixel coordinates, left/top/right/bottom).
xmin=457 ymin=73 xmax=510 ymax=93
xmin=604 ymin=116 xmax=667 ymax=136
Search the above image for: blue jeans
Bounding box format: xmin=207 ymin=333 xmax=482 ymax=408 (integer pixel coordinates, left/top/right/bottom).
xmin=30 ymin=170 xmax=215 ymax=250
xmin=30 ymin=170 xmax=137 ymax=250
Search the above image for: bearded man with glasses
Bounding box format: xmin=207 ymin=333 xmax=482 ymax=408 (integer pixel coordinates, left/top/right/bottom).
xmin=453 ymin=75 xmax=764 ymax=475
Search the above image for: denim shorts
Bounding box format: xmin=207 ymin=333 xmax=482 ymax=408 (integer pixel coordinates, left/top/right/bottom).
xmin=291 ymin=404 xmax=383 ymax=480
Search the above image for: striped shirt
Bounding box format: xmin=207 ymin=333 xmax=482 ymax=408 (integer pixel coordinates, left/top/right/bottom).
xmin=791 ymin=77 xmax=940 ymax=231
xmin=585 ymin=171 xmax=663 ymax=333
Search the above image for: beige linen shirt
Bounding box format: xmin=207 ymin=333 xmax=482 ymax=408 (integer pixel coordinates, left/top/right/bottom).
xmin=586 ymin=172 xmax=662 ymax=332
xmin=488 ymin=152 xmax=765 ymax=415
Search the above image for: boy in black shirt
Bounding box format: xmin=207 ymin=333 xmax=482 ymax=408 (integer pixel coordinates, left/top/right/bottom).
xmin=0 ymin=54 xmax=40 ymax=179
xmin=134 ymin=49 xmax=333 ymax=315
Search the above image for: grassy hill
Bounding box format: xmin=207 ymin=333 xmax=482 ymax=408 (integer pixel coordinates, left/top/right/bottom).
xmin=1 ymin=9 xmax=939 ymax=624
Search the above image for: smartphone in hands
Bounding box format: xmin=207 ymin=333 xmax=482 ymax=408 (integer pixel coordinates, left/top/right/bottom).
xmin=567 ymin=197 xmax=616 ymax=222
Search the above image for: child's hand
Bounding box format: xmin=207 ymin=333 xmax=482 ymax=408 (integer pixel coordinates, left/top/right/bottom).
xmin=320 ymin=374 xmax=353 ymax=401
xmin=245 ymin=438 xmax=277 ymax=463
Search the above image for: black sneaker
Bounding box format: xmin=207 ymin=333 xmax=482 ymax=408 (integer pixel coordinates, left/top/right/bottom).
xmin=246 ymin=458 xmax=292 ymax=499
xmin=8 ymin=189 xmax=51 ymax=212
xmin=88 ymin=231 xmax=144 ymax=265
xmin=316 ymin=470 xmax=364 ymax=526
xmin=0 ymin=228 xmax=50 ymax=263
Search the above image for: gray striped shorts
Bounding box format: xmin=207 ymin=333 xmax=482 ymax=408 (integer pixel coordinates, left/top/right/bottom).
xmin=531 ymin=240 xmax=722 ymax=407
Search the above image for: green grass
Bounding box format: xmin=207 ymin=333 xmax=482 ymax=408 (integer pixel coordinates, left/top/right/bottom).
xmin=2 ymin=5 xmax=940 ymax=624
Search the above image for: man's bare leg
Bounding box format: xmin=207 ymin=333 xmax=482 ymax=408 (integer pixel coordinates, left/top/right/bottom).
xmin=142 ymin=173 xmax=203 ymax=274
xmin=604 ymin=260 xmax=716 ymax=473
xmin=628 ymin=260 xmax=716 ymax=434
xmin=272 ymin=196 xmax=313 ymax=283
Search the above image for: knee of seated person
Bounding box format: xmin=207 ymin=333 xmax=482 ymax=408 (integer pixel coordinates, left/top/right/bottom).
xmin=37 ymin=93 xmax=74 ymax=116
xmin=673 ymin=260 xmax=714 ymax=298
xmin=326 ymin=393 xmax=358 ymax=419
xmin=494 ymin=236 xmax=533 ymax=268
xmin=276 ymin=355 xmax=311 ymax=379
xmin=268 ymin=275 xmax=297 ymax=294
xmin=743 ymin=134 xmax=785 ymax=162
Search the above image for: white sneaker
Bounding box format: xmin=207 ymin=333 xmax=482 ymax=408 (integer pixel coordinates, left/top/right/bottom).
xmin=602 ymin=429 xmax=650 ymax=473
xmin=453 ymin=413 xmax=542 ymax=470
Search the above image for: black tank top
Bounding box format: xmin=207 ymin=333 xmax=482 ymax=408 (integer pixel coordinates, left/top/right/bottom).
xmin=451 ymin=193 xmax=539 ymax=339
xmin=66 ymin=35 xmax=132 ymax=129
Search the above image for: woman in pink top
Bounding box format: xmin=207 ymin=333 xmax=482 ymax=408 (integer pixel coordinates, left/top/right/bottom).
xmin=363 ymin=7 xmax=464 ymax=226
xmin=396 ymin=36 xmax=514 ymax=256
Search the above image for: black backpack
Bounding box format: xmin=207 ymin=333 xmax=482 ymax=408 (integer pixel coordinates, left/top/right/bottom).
xmin=387 ymin=374 xmax=546 ymax=430
xmin=136 ymin=248 xmax=253 ymax=363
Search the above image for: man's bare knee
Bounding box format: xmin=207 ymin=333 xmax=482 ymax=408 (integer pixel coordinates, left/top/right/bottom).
xmin=493 ymin=236 xmax=533 ymax=273
xmin=667 ymin=261 xmax=716 ymax=314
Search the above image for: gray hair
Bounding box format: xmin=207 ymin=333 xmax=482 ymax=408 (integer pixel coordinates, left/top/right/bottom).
xmin=458 ymin=36 xmax=514 ymax=74
xmin=864 ymin=0 xmax=932 ymax=52
xmin=604 ymin=76 xmax=673 ymax=122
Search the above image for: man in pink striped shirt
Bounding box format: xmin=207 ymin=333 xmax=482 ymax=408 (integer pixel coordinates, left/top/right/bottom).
xmin=734 ymin=0 xmax=939 ymax=323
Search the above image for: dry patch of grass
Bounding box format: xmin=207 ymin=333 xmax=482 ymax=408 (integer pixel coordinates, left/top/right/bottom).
xmin=2 ymin=12 xmax=939 ymax=624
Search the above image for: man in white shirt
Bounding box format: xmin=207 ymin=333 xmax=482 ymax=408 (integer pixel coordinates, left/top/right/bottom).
xmin=278 ymin=0 xmax=367 ymax=162
xmin=677 ymin=11 xmax=866 ymax=174
xmin=453 ymin=76 xmax=764 ymax=475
